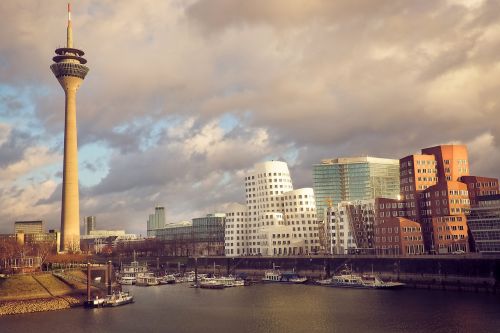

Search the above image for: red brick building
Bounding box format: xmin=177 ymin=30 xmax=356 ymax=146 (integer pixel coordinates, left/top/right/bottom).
xmin=420 ymin=181 xmax=470 ymax=253
xmin=374 ymin=198 xmax=425 ymax=255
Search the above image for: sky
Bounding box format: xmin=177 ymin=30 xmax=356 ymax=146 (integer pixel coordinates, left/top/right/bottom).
xmin=1 ymin=0 xmax=499 ymax=235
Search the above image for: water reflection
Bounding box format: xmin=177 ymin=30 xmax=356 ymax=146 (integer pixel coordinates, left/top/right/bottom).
xmin=1 ymin=283 xmax=499 ymax=333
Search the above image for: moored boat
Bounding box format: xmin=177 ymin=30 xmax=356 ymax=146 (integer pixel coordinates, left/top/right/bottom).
xmin=262 ymin=269 xmax=308 ymax=284
xmin=316 ymin=266 xmax=405 ymax=289
xmin=104 ymin=291 xmax=134 ymax=307
xmin=159 ymin=274 xmax=176 ymax=285
xmin=136 ymin=273 xmax=159 ymax=286
xmin=84 ymin=291 xmax=134 ymax=308
xmin=118 ymin=276 xmax=136 ymax=285
xmin=198 ymin=279 xmax=225 ymax=289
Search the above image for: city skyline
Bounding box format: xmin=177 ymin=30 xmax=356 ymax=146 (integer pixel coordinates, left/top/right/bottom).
xmin=1 ymin=0 xmax=500 ymax=235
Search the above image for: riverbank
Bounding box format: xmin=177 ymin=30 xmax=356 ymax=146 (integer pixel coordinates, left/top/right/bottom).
xmin=0 ymin=271 xmax=98 ymax=316
xmin=0 ymin=295 xmax=83 ymax=315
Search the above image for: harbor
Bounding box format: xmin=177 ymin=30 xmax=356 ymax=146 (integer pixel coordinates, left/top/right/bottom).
xmin=2 ymin=281 xmax=500 ymax=333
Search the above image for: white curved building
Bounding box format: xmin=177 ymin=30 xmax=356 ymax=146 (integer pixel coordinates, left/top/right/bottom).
xmin=225 ymin=161 xmax=320 ymax=256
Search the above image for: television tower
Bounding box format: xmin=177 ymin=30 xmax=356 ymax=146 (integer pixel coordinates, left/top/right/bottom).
xmin=50 ymin=3 xmax=89 ymax=252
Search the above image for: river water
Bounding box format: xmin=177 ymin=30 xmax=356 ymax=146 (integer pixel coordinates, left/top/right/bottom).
xmin=1 ymin=283 xmax=499 ymax=333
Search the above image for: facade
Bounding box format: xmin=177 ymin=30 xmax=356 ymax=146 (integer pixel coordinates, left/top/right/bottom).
xmin=225 ymin=161 xmax=320 ymax=257
xmin=51 ymin=5 xmax=89 ymax=252
xmin=459 ymin=176 xmax=499 ymax=208
xmin=420 ymin=181 xmax=470 ymax=253
xmin=399 ymin=154 xmax=438 ymax=222
xmin=374 ymin=198 xmax=425 ymax=255
xmin=224 ymin=203 xmax=248 ymax=256
xmin=191 ymin=214 xmax=225 ymax=256
xmin=399 ymin=144 xmax=472 ymax=253
xmin=84 ymin=216 xmax=96 ymax=235
xmin=421 ymin=145 xmax=469 ymax=182
xmin=326 ymin=200 xmax=378 ymax=255
xmin=313 ymin=157 xmax=400 ymax=221
xmin=326 ymin=203 xmax=355 ymax=254
xmin=80 ymin=230 xmax=138 ymax=254
xmin=156 ymin=214 xmax=226 ymax=256
xmin=147 ymin=206 xmax=166 ymax=237
xmin=14 ymin=220 xmax=43 ymax=235
xmin=467 ymin=194 xmax=500 ymax=253
xmin=155 ymin=221 xmax=192 ymax=255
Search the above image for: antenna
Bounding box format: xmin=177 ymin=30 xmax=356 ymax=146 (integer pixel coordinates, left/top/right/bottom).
xmin=67 ymin=3 xmax=73 ymax=48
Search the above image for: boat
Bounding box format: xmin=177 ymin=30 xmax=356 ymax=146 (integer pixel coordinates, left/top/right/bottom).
xmin=159 ymin=274 xmax=176 ymax=285
xmin=198 ymin=279 xmax=225 ymax=289
xmin=118 ymin=251 xmax=150 ymax=282
xmin=262 ymin=269 xmax=308 ymax=284
xmin=84 ymin=291 xmax=134 ymax=308
xmin=104 ymin=291 xmax=134 ymax=307
xmin=84 ymin=296 xmax=106 ymax=308
xmin=204 ymin=276 xmax=246 ymax=287
xmin=316 ymin=265 xmax=405 ymax=289
xmin=185 ymin=271 xmax=207 ymax=282
xmin=136 ymin=273 xmax=159 ymax=286
xmin=118 ymin=276 xmax=136 ymax=285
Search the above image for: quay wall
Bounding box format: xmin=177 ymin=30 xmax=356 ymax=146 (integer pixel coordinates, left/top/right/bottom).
xmin=187 ymin=255 xmax=500 ymax=293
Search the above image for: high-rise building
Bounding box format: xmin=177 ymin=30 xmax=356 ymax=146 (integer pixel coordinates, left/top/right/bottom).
xmin=225 ymin=161 xmax=320 ymax=256
xmin=147 ymin=206 xmax=166 ymax=237
xmin=51 ymin=4 xmax=89 ymax=252
xmin=399 ymin=144 xmax=471 ymax=253
xmin=84 ymin=216 xmax=96 ymax=235
xmin=313 ymin=157 xmax=400 ymax=221
xmin=14 ymin=220 xmax=43 ymax=235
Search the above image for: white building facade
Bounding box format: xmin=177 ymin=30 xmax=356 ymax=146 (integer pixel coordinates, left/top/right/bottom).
xmin=225 ymin=161 xmax=320 ymax=256
xmin=326 ymin=200 xmax=376 ymax=255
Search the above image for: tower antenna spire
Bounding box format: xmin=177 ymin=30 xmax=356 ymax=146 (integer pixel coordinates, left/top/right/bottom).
xmin=67 ymin=3 xmax=73 ymax=48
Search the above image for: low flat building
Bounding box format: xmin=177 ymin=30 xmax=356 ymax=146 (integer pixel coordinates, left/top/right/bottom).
xmin=80 ymin=230 xmax=138 ymax=254
xmin=14 ymin=220 xmax=43 ymax=235
xmin=156 ymin=214 xmax=226 ymax=256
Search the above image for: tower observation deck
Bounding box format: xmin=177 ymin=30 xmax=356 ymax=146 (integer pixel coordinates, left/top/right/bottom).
xmin=51 ymin=3 xmax=89 ymax=252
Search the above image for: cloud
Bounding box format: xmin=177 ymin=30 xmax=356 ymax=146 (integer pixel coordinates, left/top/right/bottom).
xmin=0 ymin=0 xmax=499 ymax=234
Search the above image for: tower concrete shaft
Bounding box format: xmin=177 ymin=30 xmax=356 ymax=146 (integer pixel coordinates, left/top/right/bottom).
xmin=50 ymin=3 xmax=89 ymax=252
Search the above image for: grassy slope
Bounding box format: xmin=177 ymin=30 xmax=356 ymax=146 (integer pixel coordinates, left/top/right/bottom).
xmin=0 ymin=275 xmax=50 ymax=301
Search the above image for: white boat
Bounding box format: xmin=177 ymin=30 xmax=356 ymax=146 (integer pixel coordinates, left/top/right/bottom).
xmin=316 ymin=266 xmax=405 ymax=289
xmin=118 ymin=276 xmax=136 ymax=285
xmin=84 ymin=296 xmax=106 ymax=308
xmin=104 ymin=291 xmax=134 ymax=307
xmin=198 ymin=279 xmax=225 ymax=289
xmin=262 ymin=269 xmax=308 ymax=284
xmin=205 ymin=276 xmax=246 ymax=287
xmin=159 ymin=274 xmax=176 ymax=285
xmin=84 ymin=291 xmax=134 ymax=308
xmin=136 ymin=273 xmax=159 ymax=286
xmin=185 ymin=271 xmax=207 ymax=282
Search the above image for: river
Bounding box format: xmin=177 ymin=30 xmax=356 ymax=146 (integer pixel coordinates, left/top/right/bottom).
xmin=1 ymin=283 xmax=499 ymax=332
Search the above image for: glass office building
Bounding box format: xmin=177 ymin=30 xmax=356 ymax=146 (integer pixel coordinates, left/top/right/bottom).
xmin=313 ymin=157 xmax=400 ymax=220
xmin=468 ymin=194 xmax=500 ymax=253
